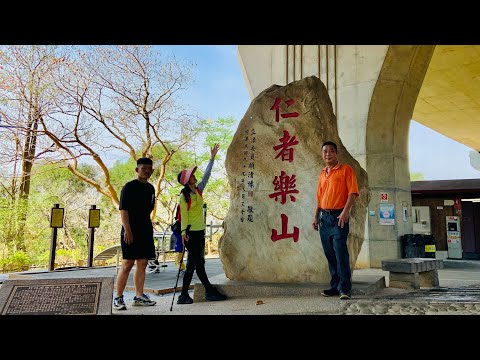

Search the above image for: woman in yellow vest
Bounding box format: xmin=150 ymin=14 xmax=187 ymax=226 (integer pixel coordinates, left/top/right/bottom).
xmin=176 ymin=143 xmax=227 ymax=304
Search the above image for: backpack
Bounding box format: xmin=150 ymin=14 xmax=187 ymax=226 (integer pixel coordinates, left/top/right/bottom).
xmin=170 ymin=204 xmax=181 ymax=233
xmin=170 ymin=188 xmax=203 ymax=233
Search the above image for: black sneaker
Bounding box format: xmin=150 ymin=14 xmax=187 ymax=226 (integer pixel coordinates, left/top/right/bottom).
xmin=321 ymin=288 xmax=340 ymax=297
xmin=205 ymin=287 xmax=227 ymax=301
xmin=177 ymin=293 xmax=194 ymax=304
xmin=113 ymin=295 xmax=127 ymax=310
xmin=339 ymin=292 xmax=351 ymax=300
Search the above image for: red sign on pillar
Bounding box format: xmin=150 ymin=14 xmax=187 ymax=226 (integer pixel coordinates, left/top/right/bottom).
xmin=454 ymin=199 xmax=461 ymax=209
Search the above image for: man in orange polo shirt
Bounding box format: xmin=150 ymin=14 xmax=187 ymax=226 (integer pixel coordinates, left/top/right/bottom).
xmin=312 ymin=141 xmax=359 ymax=300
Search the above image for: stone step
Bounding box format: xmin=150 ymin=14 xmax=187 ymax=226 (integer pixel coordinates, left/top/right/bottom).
xmin=382 ymin=258 xmax=444 ymax=273
xmin=193 ymin=273 xmax=385 ymax=302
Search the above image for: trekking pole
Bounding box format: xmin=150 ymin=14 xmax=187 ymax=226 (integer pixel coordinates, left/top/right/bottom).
xmin=170 ymin=225 xmax=190 ymax=311
xmin=160 ymin=229 xmax=168 ymax=269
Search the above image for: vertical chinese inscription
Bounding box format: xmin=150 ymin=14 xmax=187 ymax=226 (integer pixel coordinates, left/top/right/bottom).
xmin=240 ymin=127 xmax=256 ymax=223
xmin=269 ymin=98 xmax=300 ymax=243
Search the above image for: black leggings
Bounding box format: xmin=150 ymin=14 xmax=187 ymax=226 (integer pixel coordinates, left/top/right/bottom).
xmin=181 ymin=230 xmax=213 ymax=295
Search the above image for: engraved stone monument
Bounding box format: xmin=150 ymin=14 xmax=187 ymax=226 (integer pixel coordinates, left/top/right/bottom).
xmin=219 ymin=76 xmax=370 ymax=283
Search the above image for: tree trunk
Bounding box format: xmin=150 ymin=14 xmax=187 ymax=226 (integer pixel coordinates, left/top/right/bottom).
xmin=16 ymin=105 xmax=40 ymax=252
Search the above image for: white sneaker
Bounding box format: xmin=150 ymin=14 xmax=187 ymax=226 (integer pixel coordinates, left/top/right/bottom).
xmin=113 ymin=295 xmax=127 ymax=310
xmin=132 ymin=293 xmax=156 ymax=306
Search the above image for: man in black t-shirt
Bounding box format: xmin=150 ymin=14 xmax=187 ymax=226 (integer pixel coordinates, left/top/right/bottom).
xmin=113 ymin=157 xmax=157 ymax=310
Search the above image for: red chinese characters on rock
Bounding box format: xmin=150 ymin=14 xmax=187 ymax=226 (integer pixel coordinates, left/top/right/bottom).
xmin=270 ymin=97 xmax=300 ymax=123
xmin=271 ymin=214 xmax=299 ymax=243
xmin=273 ymin=130 xmax=298 ymax=162
xmin=269 ymin=171 xmax=298 ymax=204
xmin=269 ymin=97 xmax=301 ymax=243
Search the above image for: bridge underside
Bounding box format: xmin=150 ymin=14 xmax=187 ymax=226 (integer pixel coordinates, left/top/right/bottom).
xmin=413 ymin=45 xmax=480 ymax=151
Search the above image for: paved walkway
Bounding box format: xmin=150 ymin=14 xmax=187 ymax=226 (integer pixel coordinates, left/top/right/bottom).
xmin=1 ymin=257 xmax=480 ymax=315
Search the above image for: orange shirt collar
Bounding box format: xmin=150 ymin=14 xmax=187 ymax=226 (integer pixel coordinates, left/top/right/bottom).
xmin=321 ymin=162 xmax=342 ymax=174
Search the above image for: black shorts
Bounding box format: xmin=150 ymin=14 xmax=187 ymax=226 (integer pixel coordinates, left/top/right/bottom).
xmin=121 ymin=234 xmax=156 ymax=260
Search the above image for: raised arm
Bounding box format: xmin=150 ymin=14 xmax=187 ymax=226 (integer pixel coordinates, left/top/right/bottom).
xmin=197 ymin=143 xmax=219 ymax=192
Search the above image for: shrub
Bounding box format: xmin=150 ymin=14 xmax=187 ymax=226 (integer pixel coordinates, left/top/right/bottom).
xmin=0 ymin=251 xmax=32 ymax=272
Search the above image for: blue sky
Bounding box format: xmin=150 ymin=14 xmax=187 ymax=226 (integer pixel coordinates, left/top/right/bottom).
xmin=409 ymin=121 xmax=479 ymax=180
xmin=158 ymin=45 xmax=480 ymax=181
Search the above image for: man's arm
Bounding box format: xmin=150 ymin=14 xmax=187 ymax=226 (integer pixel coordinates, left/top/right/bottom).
xmin=119 ymin=183 xmax=133 ymax=244
xmin=337 ymin=165 xmax=359 ymax=228
xmin=312 ymin=175 xmax=322 ymax=230
xmin=338 ymin=193 xmax=358 ymax=228
xmin=312 ymin=207 xmax=321 ymax=231
xmin=343 ymin=193 xmax=357 ymax=214
xmin=120 ymin=210 xmax=134 ymax=244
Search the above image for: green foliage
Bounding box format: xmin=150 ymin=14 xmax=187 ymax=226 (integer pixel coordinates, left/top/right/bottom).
xmin=4 ymin=161 xmax=114 ymax=269
xmin=158 ymin=148 xmax=197 ymax=196
xmin=108 ymin=158 xmax=137 ymax=193
xmin=202 ymin=178 xmax=230 ymax=221
xmin=0 ymin=197 xmax=15 ymax=248
xmin=33 ymin=251 xmax=51 ymax=269
xmin=33 ymin=162 xmax=98 ymax=198
xmin=196 ymin=117 xmax=235 ymax=220
xmin=0 ymin=251 xmax=31 ymax=272
xmin=54 ymin=248 xmax=85 ymax=267
xmin=0 ymin=196 xmax=29 ymax=252
xmin=197 ymin=117 xmax=235 ymax=161
xmin=23 ymin=192 xmax=57 ymax=256
xmin=201 ymin=117 xmax=236 ymax=146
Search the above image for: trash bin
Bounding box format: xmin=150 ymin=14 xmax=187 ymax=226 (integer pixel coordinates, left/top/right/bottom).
xmin=402 ymin=234 xmax=425 ymax=258
xmin=422 ymin=234 xmax=436 ymax=259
